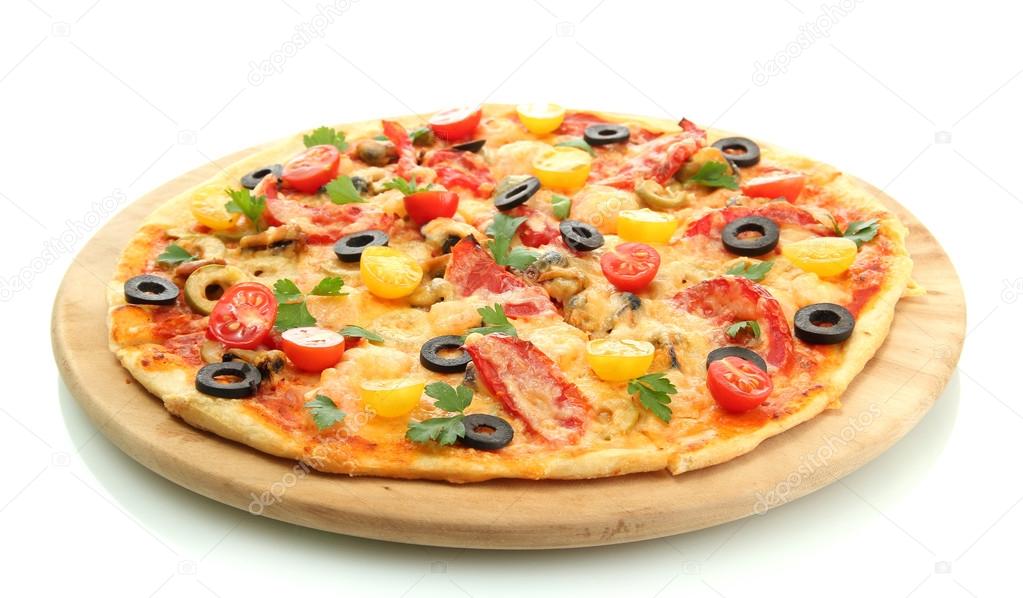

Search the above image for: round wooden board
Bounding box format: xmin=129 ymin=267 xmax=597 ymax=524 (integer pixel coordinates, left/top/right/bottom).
xmin=51 ymin=146 xmax=965 ymax=550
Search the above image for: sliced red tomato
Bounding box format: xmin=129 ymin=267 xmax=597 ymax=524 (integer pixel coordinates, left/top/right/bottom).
xmin=512 ymin=206 xmax=561 ymax=248
xmin=264 ymin=193 xmax=395 ymax=244
xmin=444 ymin=237 xmax=555 ymax=317
xmin=381 ymin=120 xmax=418 ymax=177
xmin=207 ymin=282 xmax=277 ymax=350
xmin=600 ymin=242 xmax=661 ymax=292
xmin=674 ymin=277 xmax=794 ymax=371
xmin=404 ymin=190 xmax=458 ymax=226
xmin=281 ymin=145 xmax=340 ymax=193
xmin=465 ymin=334 xmax=589 ymax=444
xmin=428 ymin=107 xmax=482 ymax=141
xmin=424 ymin=149 xmax=494 ymax=197
xmin=708 ymin=356 xmax=774 ymax=413
xmin=741 ymin=169 xmax=806 ymax=202
xmin=685 ymin=203 xmax=831 ymax=238
xmin=279 ymin=326 xmax=345 ymax=372
xmin=595 ymin=119 xmax=707 ymax=189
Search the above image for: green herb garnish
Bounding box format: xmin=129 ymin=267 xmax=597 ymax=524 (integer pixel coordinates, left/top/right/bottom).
xmin=551 ymin=194 xmax=571 ymax=220
xmin=726 ymin=320 xmax=762 ymax=339
xmin=726 ymin=260 xmax=774 ymax=282
xmin=627 ymin=372 xmax=677 ymax=423
xmin=305 ymin=394 xmax=346 ymax=430
xmin=303 ymin=126 xmax=348 ymax=151
xmin=156 ymin=244 xmax=196 ymax=266
xmin=406 ymin=382 xmax=474 ymax=445
xmin=555 ymin=138 xmax=595 ymax=156
xmin=224 ymin=188 xmax=266 ymax=231
xmin=325 ymin=175 xmax=364 ymax=205
xmin=338 ymin=325 xmax=384 ymax=344
xmin=687 ymin=162 xmax=739 ymax=190
xmin=486 ymin=213 xmax=538 ymax=270
xmin=467 ymin=304 xmax=517 ymax=337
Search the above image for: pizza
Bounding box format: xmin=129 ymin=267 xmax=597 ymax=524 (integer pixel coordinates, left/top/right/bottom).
xmin=107 ymin=103 xmax=915 ymax=482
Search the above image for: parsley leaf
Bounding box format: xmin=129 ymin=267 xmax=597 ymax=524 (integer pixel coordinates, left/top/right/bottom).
xmin=687 ymin=162 xmax=739 ymax=190
xmin=551 ymin=194 xmax=571 ymax=220
xmin=272 ymin=278 xmax=304 ymax=303
xmin=325 ymin=175 xmax=364 ymax=205
xmin=156 ymin=243 xmax=196 ymax=266
xmin=425 ymin=381 xmax=473 ymax=413
xmin=303 ymin=126 xmax=348 ymax=151
xmin=310 ymin=276 xmax=344 ymax=296
xmin=486 ymin=213 xmax=538 ymax=269
xmin=382 ymin=176 xmax=430 ymax=196
xmin=555 ymin=138 xmax=595 ymax=156
xmin=275 ymin=302 xmax=316 ymax=330
xmin=339 ymin=325 xmax=384 ymax=344
xmin=224 ymin=189 xmax=266 ymax=231
xmin=843 ymin=219 xmax=879 ymax=247
xmin=726 ymin=260 xmax=774 ymax=282
xmin=409 ymin=126 xmax=433 ymax=144
xmin=726 ymin=320 xmax=762 ymax=339
xmin=627 ymin=372 xmax=677 ymax=423
xmin=468 ymin=304 xmax=516 ymax=337
xmin=406 ymin=382 xmax=474 ymax=446
xmin=305 ymin=394 xmax=346 ymax=430
xmin=405 ymin=416 xmax=465 ymax=445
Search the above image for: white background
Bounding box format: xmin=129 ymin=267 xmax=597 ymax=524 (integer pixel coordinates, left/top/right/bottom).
xmin=2 ymin=0 xmax=1020 ymax=596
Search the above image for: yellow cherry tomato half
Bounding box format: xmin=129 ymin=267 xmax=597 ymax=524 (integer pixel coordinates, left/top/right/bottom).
xmin=359 ymin=378 xmax=425 ymax=418
xmin=616 ymin=209 xmax=679 ymax=244
xmin=359 ymin=246 xmax=424 ymax=299
xmin=532 ymin=146 xmax=592 ymax=192
xmin=586 ymin=339 xmax=655 ymax=382
xmin=781 ymin=236 xmax=858 ymax=277
xmin=189 ymin=185 xmax=241 ymax=230
xmin=516 ymin=102 xmax=565 ymax=135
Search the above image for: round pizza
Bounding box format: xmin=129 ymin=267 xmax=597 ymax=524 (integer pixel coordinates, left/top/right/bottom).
xmin=107 ymin=103 xmax=914 ymax=482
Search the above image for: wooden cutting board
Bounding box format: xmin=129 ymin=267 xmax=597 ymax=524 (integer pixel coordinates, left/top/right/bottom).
xmin=51 ymin=148 xmax=965 ymax=549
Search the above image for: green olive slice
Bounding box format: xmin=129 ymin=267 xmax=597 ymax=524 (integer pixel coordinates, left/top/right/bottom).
xmin=184 ymin=264 xmax=248 ymax=315
xmin=635 ymin=179 xmax=688 ymax=210
xmin=176 ymin=235 xmax=227 ymax=260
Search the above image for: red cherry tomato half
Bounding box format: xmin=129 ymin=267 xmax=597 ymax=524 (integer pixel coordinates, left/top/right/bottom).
xmin=280 ymin=326 xmax=346 ymax=372
xmin=403 ymin=190 xmax=459 ymax=226
xmin=707 ymin=356 xmax=773 ymax=413
xmin=741 ymin=170 xmax=806 ymax=203
xmin=207 ymin=283 xmax=277 ymax=350
xmin=428 ymin=107 xmax=482 ymax=141
xmin=599 ymin=242 xmax=661 ymax=292
xmin=281 ymin=145 xmax=341 ymax=193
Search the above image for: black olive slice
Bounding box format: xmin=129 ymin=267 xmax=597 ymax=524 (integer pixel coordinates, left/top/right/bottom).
xmin=459 ymin=414 xmax=514 ymax=450
xmin=420 ymin=335 xmax=471 ymax=373
xmin=493 ymin=175 xmax=541 ymax=211
xmin=333 ymin=229 xmax=389 ymax=263
xmin=711 ymin=137 xmax=761 ymax=168
xmin=705 ymin=346 xmax=768 ymax=373
xmin=195 ymin=361 xmax=262 ymax=398
xmin=794 ymin=303 xmax=855 ymax=344
xmin=124 ymin=274 xmax=179 ymax=306
xmin=722 ymin=216 xmax=779 ymax=257
xmin=451 ymin=139 xmax=486 ymax=153
xmin=240 ymin=164 xmax=283 ymax=190
xmin=584 ymin=124 xmax=630 ymax=146
xmin=559 ymin=220 xmax=604 ymax=252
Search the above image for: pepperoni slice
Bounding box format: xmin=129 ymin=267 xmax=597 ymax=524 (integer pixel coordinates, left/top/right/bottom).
xmin=381 ymin=119 xmax=418 ymax=177
xmin=595 ymin=119 xmax=707 ymax=190
xmin=424 ymin=149 xmax=495 ymax=197
xmin=685 ymin=203 xmax=831 ymax=238
xmin=674 ymin=276 xmax=794 ymax=371
xmin=444 ymin=237 xmax=555 ymax=317
xmin=510 ymin=206 xmax=561 ymax=248
xmin=465 ymin=334 xmax=589 ymax=445
xmin=264 ymin=193 xmax=395 ymax=244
